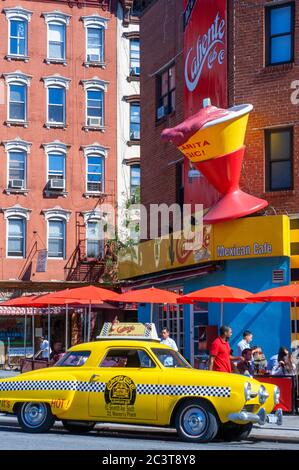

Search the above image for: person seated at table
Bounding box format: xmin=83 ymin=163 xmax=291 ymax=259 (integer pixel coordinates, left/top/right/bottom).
xmin=237 ymin=348 xmax=254 ymax=377
xmin=252 ymin=348 xmax=268 ymax=375
xmin=271 ymin=347 xmax=296 ymax=376
xmin=50 ymin=341 xmax=65 ymax=365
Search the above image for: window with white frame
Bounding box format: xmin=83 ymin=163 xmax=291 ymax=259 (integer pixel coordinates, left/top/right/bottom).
xmin=9 ymin=83 xmax=27 ymax=121
xmin=130 ymin=103 xmax=140 ymax=140
xmin=48 ymin=153 xmax=65 ymax=189
xmin=48 ymin=219 xmax=65 ymax=258
xmin=4 ymin=8 xmax=32 ymax=58
xmin=86 ymin=89 xmax=104 ymax=127
xmin=48 ymin=23 xmax=65 ymax=60
xmin=43 ymin=12 xmax=70 ymax=63
xmin=8 ymin=151 xmax=26 ymax=189
xmin=130 ymin=164 xmax=140 ymax=199
xmin=130 ymin=39 xmax=140 ymax=76
xmin=87 ymin=27 xmax=104 ymax=62
xmin=81 ymin=15 xmax=108 ymax=65
xmin=7 ymin=217 xmax=25 ymax=257
xmin=48 ymin=86 xmax=65 ymax=124
xmin=87 ymin=220 xmax=104 ymax=258
xmin=9 ymin=19 xmax=27 ymax=56
xmin=87 ymin=155 xmax=104 ymax=193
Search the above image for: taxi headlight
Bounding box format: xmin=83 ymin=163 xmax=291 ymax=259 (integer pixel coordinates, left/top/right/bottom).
xmin=274 ymin=386 xmax=280 ymax=405
xmin=244 ymin=382 xmax=252 ymax=401
xmin=258 ymin=385 xmax=269 ymax=405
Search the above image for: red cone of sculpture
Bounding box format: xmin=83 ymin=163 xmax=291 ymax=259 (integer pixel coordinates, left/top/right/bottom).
xmin=196 ymin=146 xmax=268 ymax=223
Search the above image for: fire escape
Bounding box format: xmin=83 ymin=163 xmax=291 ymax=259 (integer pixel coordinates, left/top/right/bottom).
xmin=64 ymin=180 xmax=117 ymax=283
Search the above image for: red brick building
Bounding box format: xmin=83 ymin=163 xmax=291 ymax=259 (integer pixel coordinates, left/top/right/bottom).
xmin=0 ymin=0 xmax=118 ymax=295
xmin=140 ymin=0 xmax=299 ymax=225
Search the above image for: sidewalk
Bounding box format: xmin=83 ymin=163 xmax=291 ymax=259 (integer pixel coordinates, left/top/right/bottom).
xmin=250 ymin=415 xmax=299 ymax=443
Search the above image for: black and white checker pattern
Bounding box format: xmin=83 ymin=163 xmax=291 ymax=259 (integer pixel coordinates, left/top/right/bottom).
xmin=0 ymin=379 xmax=230 ymax=398
xmin=136 ymin=383 xmax=231 ymax=398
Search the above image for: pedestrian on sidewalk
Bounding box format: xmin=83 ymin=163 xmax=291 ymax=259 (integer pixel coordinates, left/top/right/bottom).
xmin=209 ymin=326 xmax=242 ymax=373
xmin=237 ymin=330 xmax=261 ymax=356
xmin=160 ymin=327 xmax=178 ymax=351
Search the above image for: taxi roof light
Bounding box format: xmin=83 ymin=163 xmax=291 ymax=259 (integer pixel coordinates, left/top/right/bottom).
xmin=97 ymin=322 xmax=159 ymax=341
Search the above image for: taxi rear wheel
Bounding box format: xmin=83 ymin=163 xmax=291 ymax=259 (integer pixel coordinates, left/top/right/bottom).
xmin=62 ymin=420 xmax=96 ymax=434
xmin=17 ymin=402 xmax=55 ymax=433
xmin=175 ymin=399 xmax=218 ymax=443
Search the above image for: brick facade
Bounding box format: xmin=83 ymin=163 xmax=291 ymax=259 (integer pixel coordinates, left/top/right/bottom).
xmin=141 ymin=0 xmax=299 ymax=228
xmin=140 ymin=0 xmax=184 ymax=236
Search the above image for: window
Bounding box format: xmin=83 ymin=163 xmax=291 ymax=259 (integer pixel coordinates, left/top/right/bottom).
xmin=48 ymin=87 xmax=65 ymax=124
xmin=87 ymin=155 xmax=104 ymax=193
xmin=100 ymin=349 xmax=156 ymax=368
xmin=152 ymin=348 xmax=191 ymax=369
xmin=56 ymin=351 xmax=90 ymax=367
xmin=86 ymin=89 xmax=104 ymax=127
xmin=48 ymin=153 xmax=65 ymax=189
xmin=48 ymin=23 xmax=65 ymax=60
xmin=4 ymin=7 xmax=32 ymax=59
xmin=265 ymin=128 xmax=293 ymax=191
xmin=87 ymin=27 xmax=104 ymax=62
xmin=48 ymin=219 xmax=65 ymax=258
xmin=87 ymin=220 xmax=104 ymax=258
xmin=266 ymin=2 xmax=294 ymax=65
xmin=7 ymin=218 xmax=25 ymax=257
xmin=156 ymin=65 xmax=175 ymax=119
xmin=130 ymin=103 xmax=140 ymax=140
xmin=9 ymin=19 xmax=27 ymax=56
xmin=130 ymin=164 xmax=140 ymax=199
xmin=130 ymin=39 xmax=140 ymax=76
xmin=8 ymin=151 xmax=26 ymax=189
xmin=9 ymin=83 xmax=26 ymax=121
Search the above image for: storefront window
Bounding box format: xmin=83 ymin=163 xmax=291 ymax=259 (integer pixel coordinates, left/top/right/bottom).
xmin=157 ymin=287 xmax=184 ymax=356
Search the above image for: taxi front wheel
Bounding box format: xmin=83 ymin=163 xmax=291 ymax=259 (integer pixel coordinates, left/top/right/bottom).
xmin=17 ymin=402 xmax=55 ymax=433
xmin=175 ymin=399 xmax=218 ymax=443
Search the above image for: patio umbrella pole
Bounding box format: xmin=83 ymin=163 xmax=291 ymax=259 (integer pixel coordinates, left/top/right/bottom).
xmin=32 ymin=308 xmax=35 ymax=355
xmin=88 ymin=302 xmax=91 ymax=341
xmin=65 ymin=304 xmax=69 ymax=350
xmin=24 ymin=308 xmax=27 ymax=358
xmin=48 ymin=304 xmax=51 ymax=361
xmin=220 ymin=301 xmax=224 ymax=326
xmin=150 ymin=303 xmax=154 ymax=323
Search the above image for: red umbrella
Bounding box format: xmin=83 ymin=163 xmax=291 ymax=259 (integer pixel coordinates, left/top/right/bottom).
xmin=117 ymin=287 xmax=179 ymax=323
xmin=177 ymin=284 xmax=253 ymax=324
xmin=248 ymin=284 xmax=299 ymax=344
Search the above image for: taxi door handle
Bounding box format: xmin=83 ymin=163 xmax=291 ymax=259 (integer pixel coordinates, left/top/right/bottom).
xmin=90 ymin=374 xmax=101 ymax=382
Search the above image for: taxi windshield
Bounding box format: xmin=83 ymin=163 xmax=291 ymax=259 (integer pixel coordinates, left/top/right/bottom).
xmin=55 ymin=351 xmax=90 ymax=367
xmin=152 ymin=348 xmax=192 ymax=368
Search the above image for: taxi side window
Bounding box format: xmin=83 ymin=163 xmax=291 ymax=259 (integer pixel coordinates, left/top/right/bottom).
xmin=99 ymin=349 xmax=156 ymax=368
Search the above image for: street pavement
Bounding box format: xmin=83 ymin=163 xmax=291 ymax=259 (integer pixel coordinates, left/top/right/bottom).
xmin=1 ymin=369 xmax=299 ymax=448
xmin=0 ymin=414 xmax=298 ymax=450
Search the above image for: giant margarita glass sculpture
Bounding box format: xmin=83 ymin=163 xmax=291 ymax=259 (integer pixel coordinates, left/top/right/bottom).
xmin=161 ymin=98 xmax=268 ymax=223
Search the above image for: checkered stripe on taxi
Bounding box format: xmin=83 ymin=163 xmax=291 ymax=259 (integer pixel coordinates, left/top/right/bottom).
xmin=0 ymin=380 xmax=230 ymax=397
xmin=137 ymin=384 xmax=231 ymax=397
xmin=0 ymin=381 xmax=104 ymax=393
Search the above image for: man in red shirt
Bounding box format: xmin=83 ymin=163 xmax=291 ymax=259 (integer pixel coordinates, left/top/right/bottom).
xmin=209 ymin=326 xmax=242 ymax=373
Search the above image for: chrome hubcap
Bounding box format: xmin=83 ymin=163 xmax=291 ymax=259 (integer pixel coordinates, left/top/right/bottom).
xmin=182 ymin=407 xmax=207 ymax=436
xmin=22 ymin=403 xmax=47 ymax=428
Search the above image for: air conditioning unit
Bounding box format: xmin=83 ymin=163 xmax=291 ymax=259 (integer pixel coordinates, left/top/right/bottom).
xmin=130 ymin=130 xmax=140 ymax=140
xmin=49 ymin=179 xmax=65 ymax=190
xmin=10 ymin=179 xmax=24 ymax=189
xmin=130 ymin=66 xmax=140 ymax=75
xmin=88 ymin=117 xmax=102 ymax=127
xmin=157 ymin=105 xmax=166 ymax=119
xmin=87 ymin=54 xmax=100 ymax=62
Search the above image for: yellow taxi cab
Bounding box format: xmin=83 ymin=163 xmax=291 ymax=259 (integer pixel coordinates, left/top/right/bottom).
xmin=0 ymin=323 xmax=282 ymax=443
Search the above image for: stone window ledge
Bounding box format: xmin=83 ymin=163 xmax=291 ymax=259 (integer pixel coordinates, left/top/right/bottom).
xmin=5 ymin=120 xmax=28 ymax=128
xmin=5 ymin=55 xmax=29 ymax=63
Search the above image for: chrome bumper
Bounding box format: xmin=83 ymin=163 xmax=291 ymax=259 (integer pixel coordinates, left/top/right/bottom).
xmin=228 ymin=408 xmax=283 ymax=426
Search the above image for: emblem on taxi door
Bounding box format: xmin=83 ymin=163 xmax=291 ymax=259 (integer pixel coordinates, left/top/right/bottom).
xmin=104 ymin=375 xmax=136 ymax=405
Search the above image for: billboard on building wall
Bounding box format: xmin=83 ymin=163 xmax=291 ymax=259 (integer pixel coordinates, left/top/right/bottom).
xmin=183 ymin=0 xmax=228 ymax=209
